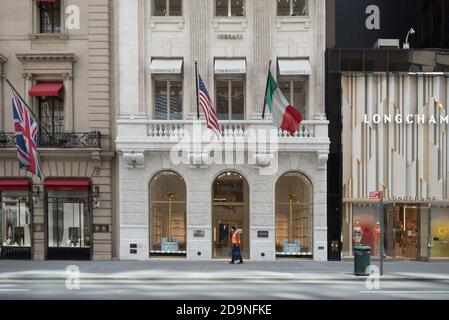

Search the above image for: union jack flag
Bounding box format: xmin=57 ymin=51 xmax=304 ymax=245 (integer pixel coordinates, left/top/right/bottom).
xmin=198 ymin=74 xmax=221 ymax=138
xmin=11 ymin=91 xmax=43 ymax=180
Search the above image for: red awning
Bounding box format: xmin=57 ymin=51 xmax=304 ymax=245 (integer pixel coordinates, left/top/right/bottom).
xmin=44 ymin=179 xmax=90 ymax=191
xmin=0 ymin=179 xmax=31 ymax=191
xmin=29 ymin=82 xmax=63 ymax=97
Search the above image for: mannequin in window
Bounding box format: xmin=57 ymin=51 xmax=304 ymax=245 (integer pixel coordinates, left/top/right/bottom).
xmin=374 ymin=221 xmax=381 ymax=255
xmin=353 ymin=221 xmax=363 ymax=246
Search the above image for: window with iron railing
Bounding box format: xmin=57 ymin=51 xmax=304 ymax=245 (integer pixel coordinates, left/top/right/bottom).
xmin=38 ymin=95 xmax=64 ymax=145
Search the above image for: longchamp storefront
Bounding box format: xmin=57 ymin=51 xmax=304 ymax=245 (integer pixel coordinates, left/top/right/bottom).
xmin=345 ymin=198 xmax=449 ymax=260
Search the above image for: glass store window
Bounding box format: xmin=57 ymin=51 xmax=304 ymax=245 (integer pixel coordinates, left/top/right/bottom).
xmin=153 ymin=0 xmax=182 ymax=16
xmin=215 ymin=0 xmax=245 ymax=17
xmin=150 ymin=171 xmax=186 ymax=256
xmin=47 ymin=190 xmax=91 ymax=249
xmin=431 ymin=208 xmax=449 ymax=258
xmin=216 ymin=80 xmax=245 ymax=120
xmin=1 ymin=192 xmax=32 ymax=255
xmin=278 ymin=78 xmax=308 ymax=120
xmin=277 ymin=0 xmax=308 ymax=16
xmin=275 ymin=172 xmax=313 ymax=257
xmin=38 ymin=0 xmax=61 ymax=33
xmin=154 ymin=80 xmax=183 ymax=120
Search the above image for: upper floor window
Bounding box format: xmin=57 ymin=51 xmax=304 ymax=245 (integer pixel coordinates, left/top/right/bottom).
xmin=38 ymin=0 xmax=62 ymax=33
xmin=215 ymin=0 xmax=245 ymax=17
xmin=277 ymin=0 xmax=307 ymax=17
xmin=153 ymin=0 xmax=182 ymax=16
xmin=277 ymin=59 xmax=310 ymax=119
xmin=154 ymin=80 xmax=183 ymax=120
xmin=29 ymin=82 xmax=64 ymax=143
xmin=216 ymin=80 xmax=245 ymax=120
xmin=150 ymin=59 xmax=184 ymax=120
xmin=278 ymin=79 xmax=307 ymax=119
xmin=214 ymin=59 xmax=246 ymax=120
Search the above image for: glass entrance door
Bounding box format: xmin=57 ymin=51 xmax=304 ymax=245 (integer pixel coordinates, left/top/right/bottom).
xmin=214 ymin=219 xmax=242 ymax=259
xmin=384 ymin=205 xmax=421 ymax=260
xmin=212 ymin=172 xmax=249 ymax=259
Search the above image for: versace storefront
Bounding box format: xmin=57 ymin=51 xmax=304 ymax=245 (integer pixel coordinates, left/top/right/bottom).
xmin=121 ymin=161 xmax=324 ymax=261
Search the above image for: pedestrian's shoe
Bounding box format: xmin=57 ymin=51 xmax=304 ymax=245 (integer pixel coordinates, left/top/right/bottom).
xmin=237 ymin=261 xmax=243 ymax=264
xmin=228 ymin=261 xmax=234 ymax=264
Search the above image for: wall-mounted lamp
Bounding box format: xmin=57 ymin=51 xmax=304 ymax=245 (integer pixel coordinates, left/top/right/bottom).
xmin=32 ymin=186 xmax=40 ymax=205
xmin=92 ymin=186 xmax=100 ymax=208
xmin=403 ymin=28 xmax=415 ymax=49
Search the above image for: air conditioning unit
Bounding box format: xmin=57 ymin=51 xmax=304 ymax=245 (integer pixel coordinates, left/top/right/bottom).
xmin=373 ymin=39 xmax=400 ymax=49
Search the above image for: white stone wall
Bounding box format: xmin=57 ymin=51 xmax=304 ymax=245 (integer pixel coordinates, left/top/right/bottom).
xmin=116 ymin=0 xmax=328 ymax=261
xmin=118 ymin=151 xmax=327 ymax=261
xmin=116 ymin=0 xmax=326 ymax=120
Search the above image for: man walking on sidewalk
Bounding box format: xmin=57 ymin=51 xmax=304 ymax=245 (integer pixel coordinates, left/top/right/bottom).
xmin=229 ymin=226 xmax=243 ymax=264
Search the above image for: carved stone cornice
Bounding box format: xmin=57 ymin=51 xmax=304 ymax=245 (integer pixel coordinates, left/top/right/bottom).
xmin=16 ymin=53 xmax=79 ymax=63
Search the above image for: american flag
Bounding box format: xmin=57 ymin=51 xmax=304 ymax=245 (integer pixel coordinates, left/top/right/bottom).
xmin=198 ymin=74 xmax=221 ymax=138
xmin=11 ymin=91 xmax=43 ymax=180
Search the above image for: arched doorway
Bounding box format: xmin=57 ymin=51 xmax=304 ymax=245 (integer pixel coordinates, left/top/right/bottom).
xmin=149 ymin=171 xmax=186 ymax=257
xmin=212 ymin=171 xmax=249 ymax=259
xmin=275 ymin=172 xmax=313 ymax=258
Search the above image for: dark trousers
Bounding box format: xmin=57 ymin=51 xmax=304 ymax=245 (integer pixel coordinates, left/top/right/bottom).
xmin=231 ymin=244 xmax=243 ymax=263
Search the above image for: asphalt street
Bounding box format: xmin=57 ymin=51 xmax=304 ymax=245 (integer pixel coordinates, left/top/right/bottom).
xmin=0 ymin=260 xmax=449 ymax=300
xmin=0 ymin=278 xmax=449 ymax=300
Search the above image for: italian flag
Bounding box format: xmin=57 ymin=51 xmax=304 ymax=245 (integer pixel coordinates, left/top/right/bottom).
xmin=264 ymin=71 xmax=302 ymax=135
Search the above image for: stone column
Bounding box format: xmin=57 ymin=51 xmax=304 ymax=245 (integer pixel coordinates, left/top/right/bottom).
xmin=118 ymin=0 xmax=143 ymax=117
xmin=62 ymin=73 xmax=73 ymax=132
xmin=22 ymin=73 xmax=33 ymax=107
xmin=314 ymin=0 xmax=326 ymax=116
xmin=251 ymin=0 xmax=271 ymax=118
xmin=189 ymin=0 xmax=210 ymax=118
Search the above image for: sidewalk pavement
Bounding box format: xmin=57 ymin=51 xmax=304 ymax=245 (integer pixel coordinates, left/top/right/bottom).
xmin=1 ymin=260 xmax=449 ymax=281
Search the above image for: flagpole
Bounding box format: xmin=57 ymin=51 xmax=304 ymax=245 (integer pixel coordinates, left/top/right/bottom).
xmin=4 ymin=77 xmax=49 ymax=136
xmin=194 ymin=60 xmax=200 ymax=120
xmin=262 ymin=58 xmax=273 ymax=120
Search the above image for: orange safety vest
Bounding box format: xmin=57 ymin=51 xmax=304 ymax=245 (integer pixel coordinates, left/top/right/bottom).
xmin=231 ymin=231 xmax=240 ymax=244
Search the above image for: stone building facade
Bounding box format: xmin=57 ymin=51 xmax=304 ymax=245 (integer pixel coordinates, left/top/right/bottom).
xmin=0 ymin=0 xmax=113 ymax=260
xmin=115 ymin=0 xmax=329 ymax=261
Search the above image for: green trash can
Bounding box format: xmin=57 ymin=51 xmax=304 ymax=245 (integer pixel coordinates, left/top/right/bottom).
xmin=353 ymin=246 xmax=371 ymax=276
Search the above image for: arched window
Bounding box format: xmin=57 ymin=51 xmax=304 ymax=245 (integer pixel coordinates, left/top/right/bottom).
xmin=149 ymin=171 xmax=186 ymax=256
xmin=275 ymin=172 xmax=313 ymax=257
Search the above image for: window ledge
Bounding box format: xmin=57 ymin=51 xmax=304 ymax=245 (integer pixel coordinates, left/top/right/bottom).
xmin=275 ymin=17 xmax=311 ymax=30
xmin=213 ymin=18 xmax=248 ymax=30
xmin=149 ymin=17 xmax=185 ymax=29
xmin=28 ymin=33 xmax=69 ymax=41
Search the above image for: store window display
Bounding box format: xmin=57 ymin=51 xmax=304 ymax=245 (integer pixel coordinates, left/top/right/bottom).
xmin=47 ymin=190 xmax=91 ymax=249
xmin=431 ymin=208 xmax=449 ymax=258
xmin=1 ymin=192 xmax=31 ymax=248
xmin=351 ymin=207 xmax=379 ymax=256
xmin=150 ymin=171 xmax=186 ymax=256
xmin=275 ymin=172 xmax=313 ymax=256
